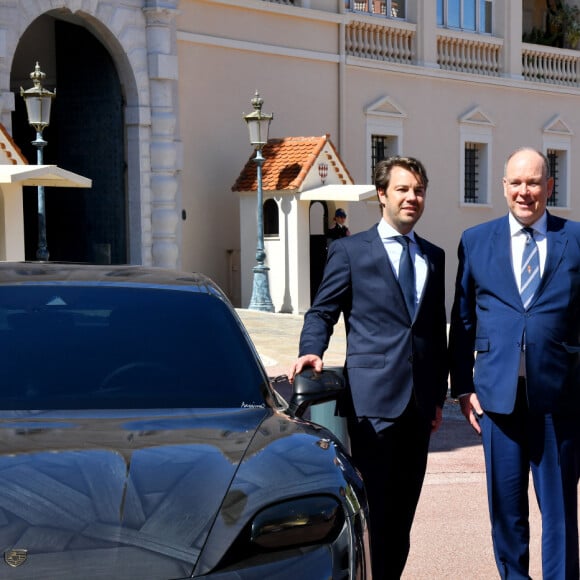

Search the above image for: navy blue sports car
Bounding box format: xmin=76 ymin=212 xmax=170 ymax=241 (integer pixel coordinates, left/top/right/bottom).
xmin=0 ymin=263 xmax=369 ymax=579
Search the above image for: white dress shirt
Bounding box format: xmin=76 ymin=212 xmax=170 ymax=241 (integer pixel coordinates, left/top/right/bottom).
xmin=378 ymin=219 xmax=427 ymax=310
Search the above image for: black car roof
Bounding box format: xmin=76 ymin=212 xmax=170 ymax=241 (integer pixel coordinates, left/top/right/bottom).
xmin=0 ymin=262 xmax=224 ymax=296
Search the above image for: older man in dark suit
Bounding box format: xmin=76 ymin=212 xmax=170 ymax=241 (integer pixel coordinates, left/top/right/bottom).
xmin=450 ymin=147 xmax=580 ymax=579
xmin=289 ymin=156 xmax=448 ymax=579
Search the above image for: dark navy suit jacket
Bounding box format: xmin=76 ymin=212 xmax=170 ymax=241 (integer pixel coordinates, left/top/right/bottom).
xmin=299 ymin=224 xmax=448 ymax=421
xmin=450 ymin=212 xmax=580 ymax=414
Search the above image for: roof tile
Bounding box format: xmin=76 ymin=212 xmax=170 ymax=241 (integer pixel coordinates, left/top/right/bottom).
xmin=232 ymin=135 xmax=352 ymax=192
xmin=0 ymin=124 xmax=28 ymax=166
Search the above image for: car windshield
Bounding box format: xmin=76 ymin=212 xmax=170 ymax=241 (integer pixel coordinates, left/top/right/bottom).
xmin=0 ymin=285 xmax=268 ymax=410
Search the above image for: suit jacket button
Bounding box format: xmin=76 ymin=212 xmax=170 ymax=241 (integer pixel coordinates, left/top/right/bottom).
xmin=408 ymin=355 xmax=413 ymax=363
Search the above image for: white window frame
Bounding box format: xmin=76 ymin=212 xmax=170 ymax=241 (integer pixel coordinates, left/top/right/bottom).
xmin=263 ymin=198 xmax=280 ymax=239
xmin=543 ymin=116 xmax=573 ymax=210
xmin=366 ymin=122 xmax=402 ymax=184
xmin=438 ymin=0 xmax=493 ymax=34
xmin=459 ymin=108 xmax=494 ymax=206
xmin=370 ymin=135 xmax=398 ymax=178
xmin=460 ymin=135 xmax=491 ymax=206
xmin=365 ymin=96 xmax=406 ymax=184
xmin=545 ymin=148 xmax=568 ymax=209
xmin=463 ymin=142 xmax=485 ymax=204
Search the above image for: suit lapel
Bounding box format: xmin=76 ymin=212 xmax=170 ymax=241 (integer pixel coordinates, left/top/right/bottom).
xmin=493 ymin=217 xmax=522 ymax=303
xmin=415 ymin=234 xmax=431 ymax=312
xmin=538 ymin=213 xmax=567 ymax=294
xmin=368 ymin=226 xmax=397 ymax=284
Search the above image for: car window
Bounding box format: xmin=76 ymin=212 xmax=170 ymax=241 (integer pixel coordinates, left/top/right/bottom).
xmin=0 ymin=285 xmax=267 ymax=410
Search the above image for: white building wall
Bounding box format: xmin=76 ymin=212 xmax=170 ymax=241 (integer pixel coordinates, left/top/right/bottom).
xmin=177 ymin=19 xmax=341 ymax=294
xmin=295 ymin=200 xmax=313 ymax=314
xmin=0 ymin=184 xmax=24 ymax=261
xmin=264 ymin=234 xmax=284 ymax=310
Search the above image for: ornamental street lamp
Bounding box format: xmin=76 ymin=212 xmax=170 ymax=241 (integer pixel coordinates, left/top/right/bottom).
xmin=243 ymin=91 xmax=274 ymax=312
xmin=21 ymin=62 xmax=56 ymax=261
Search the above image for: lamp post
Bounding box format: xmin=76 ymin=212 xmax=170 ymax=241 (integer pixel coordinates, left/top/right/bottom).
xmin=20 ymin=62 xmax=55 ymax=261
xmin=243 ymin=91 xmax=274 ymax=312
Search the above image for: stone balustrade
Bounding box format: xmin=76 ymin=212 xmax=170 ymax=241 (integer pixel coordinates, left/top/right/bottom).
xmin=437 ymin=30 xmax=502 ymax=76
xmin=522 ymin=43 xmax=580 ymax=86
xmin=259 ymin=2 xmax=580 ymax=90
xmin=346 ymin=18 xmax=415 ymax=64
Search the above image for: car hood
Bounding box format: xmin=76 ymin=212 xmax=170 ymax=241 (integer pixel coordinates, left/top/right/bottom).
xmin=0 ymin=407 xmax=273 ymax=579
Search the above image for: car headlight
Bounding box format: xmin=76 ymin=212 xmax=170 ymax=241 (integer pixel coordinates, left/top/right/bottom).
xmin=250 ymin=495 xmax=344 ymax=549
xmin=214 ymin=494 xmax=346 ymax=572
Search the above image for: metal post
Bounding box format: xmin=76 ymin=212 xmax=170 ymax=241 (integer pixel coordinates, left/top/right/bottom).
xmin=249 ymin=148 xmax=274 ymax=312
xmin=33 ymin=131 xmax=48 ymax=261
xmin=21 ymin=63 xmax=55 ymax=262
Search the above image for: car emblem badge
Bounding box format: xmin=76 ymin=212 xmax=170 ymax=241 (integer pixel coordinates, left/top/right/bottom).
xmin=4 ymin=549 xmax=27 ymax=567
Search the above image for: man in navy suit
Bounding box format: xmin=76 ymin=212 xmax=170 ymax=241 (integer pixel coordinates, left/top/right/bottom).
xmin=289 ymin=156 xmax=448 ymax=578
xmin=450 ymin=147 xmax=580 ymax=579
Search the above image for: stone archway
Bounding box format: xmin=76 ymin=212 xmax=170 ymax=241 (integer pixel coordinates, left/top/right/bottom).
xmin=11 ymin=15 xmax=126 ymax=264
xmin=5 ymin=1 xmax=181 ymax=269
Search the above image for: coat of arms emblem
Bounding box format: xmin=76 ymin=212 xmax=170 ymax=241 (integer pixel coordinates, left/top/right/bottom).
xmin=4 ymin=549 xmax=27 ymax=567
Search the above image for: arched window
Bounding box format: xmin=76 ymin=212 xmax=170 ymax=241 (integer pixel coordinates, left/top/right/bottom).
xmin=263 ymin=199 xmax=279 ymax=237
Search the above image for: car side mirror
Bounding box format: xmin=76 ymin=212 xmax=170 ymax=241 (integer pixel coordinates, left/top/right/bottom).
xmin=288 ymin=368 xmax=345 ymax=418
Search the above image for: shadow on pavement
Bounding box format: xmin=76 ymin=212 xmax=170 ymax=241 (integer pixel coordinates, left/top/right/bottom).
xmin=430 ymin=398 xmax=482 ymax=452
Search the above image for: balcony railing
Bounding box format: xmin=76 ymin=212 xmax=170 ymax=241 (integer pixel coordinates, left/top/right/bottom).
xmin=522 ymin=43 xmax=580 ymax=86
xmin=437 ymin=30 xmax=502 ymax=76
xmin=346 ymin=19 xmax=415 ymax=64
xmin=261 ymin=3 xmax=580 ymax=88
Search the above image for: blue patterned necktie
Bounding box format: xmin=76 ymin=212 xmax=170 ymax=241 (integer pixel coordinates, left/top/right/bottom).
xmin=520 ymin=227 xmax=540 ymax=309
xmin=395 ymin=235 xmax=415 ymax=317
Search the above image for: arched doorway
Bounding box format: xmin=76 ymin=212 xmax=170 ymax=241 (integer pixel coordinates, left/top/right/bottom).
xmin=309 ymin=200 xmax=328 ymax=302
xmin=11 ymin=14 xmax=127 ymax=264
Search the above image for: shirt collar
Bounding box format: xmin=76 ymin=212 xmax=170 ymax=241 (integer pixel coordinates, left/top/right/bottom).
xmin=378 ymin=218 xmax=417 ymax=243
xmin=508 ymin=211 xmax=548 ymax=238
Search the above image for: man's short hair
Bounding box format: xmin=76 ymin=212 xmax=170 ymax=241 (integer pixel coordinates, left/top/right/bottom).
xmin=374 ymin=156 xmax=429 ymax=192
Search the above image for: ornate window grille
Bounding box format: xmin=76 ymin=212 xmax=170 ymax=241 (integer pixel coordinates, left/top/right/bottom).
xmin=464 ymin=142 xmax=480 ymax=203
xmin=547 ymin=149 xmax=560 ymax=207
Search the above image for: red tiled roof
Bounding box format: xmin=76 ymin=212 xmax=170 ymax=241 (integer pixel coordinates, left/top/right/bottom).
xmin=232 ymin=134 xmax=352 ymax=192
xmin=0 ymin=124 xmax=28 ymax=165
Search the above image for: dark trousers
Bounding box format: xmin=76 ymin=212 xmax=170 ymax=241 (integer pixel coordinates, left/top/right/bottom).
xmin=348 ymin=403 xmax=431 ymax=579
xmin=481 ymin=382 xmax=580 ymax=580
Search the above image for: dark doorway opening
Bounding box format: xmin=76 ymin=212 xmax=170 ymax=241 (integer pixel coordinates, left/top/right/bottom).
xmin=12 ymin=17 xmax=127 ymax=264
xmin=309 ymin=200 xmax=328 ymax=302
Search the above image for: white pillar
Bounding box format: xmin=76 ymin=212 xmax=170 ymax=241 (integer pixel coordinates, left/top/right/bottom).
xmin=497 ymin=0 xmax=523 ymax=79
xmin=412 ymin=0 xmax=439 ymax=69
xmin=144 ymin=1 xmax=182 ymax=268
